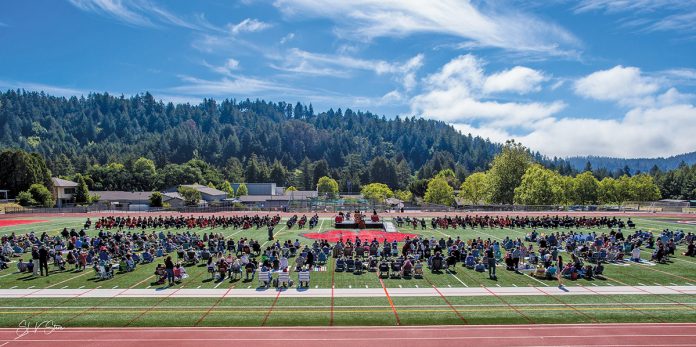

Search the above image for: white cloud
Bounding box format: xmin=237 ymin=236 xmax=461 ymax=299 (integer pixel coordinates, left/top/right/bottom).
xmin=411 ymin=54 xmax=562 ymax=128
xmin=0 ymin=80 xmax=88 ymax=97
xmin=516 ymin=104 xmax=696 ymax=157
xmin=203 ymin=58 xmax=241 ymax=77
xmin=228 ymin=18 xmax=271 ymax=34
xmin=483 ymin=66 xmax=548 ymax=95
xmin=574 ymin=65 xmax=660 ymax=106
xmin=69 ymin=0 xmax=154 ymax=27
xmin=271 ymin=48 xmax=424 ymax=90
xmin=280 ymin=33 xmax=295 ymax=44
xmin=171 ymin=75 xmax=302 ymax=96
xmin=439 ymin=62 xmax=696 ymax=157
xmin=575 ymin=1 xmax=696 ymax=36
xmin=68 ymin=0 xmax=219 ymax=31
xmin=274 ymin=0 xmax=579 ymax=55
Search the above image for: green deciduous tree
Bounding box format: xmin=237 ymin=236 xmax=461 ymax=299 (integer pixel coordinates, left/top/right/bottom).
xmin=572 ymin=171 xmax=599 ymax=204
xmin=424 ymin=177 xmax=454 ymax=206
xmin=27 ymin=183 xmax=54 ymax=207
xmin=361 ymin=183 xmax=393 ymax=202
xmin=17 ymin=191 xmax=36 ymax=206
xmin=627 ymin=174 xmax=661 ymax=202
xmin=487 ymin=140 xmax=532 ymax=204
xmin=0 ymin=149 xmax=52 ymax=197
xmin=459 ymin=172 xmax=489 ymax=204
xmin=132 ymin=157 xmax=157 ymax=191
xmin=317 ymin=176 xmax=339 ymax=199
xmin=177 ymin=186 xmax=201 ymax=206
xmin=514 ymin=165 xmax=562 ymax=205
xmin=394 ymin=189 xmax=413 ymax=202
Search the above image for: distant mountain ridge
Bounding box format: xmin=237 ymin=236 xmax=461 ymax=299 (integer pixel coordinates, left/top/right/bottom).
xmin=567 ymin=152 xmax=696 ymax=174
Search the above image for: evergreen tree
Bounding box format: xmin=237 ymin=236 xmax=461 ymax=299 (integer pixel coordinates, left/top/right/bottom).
xmin=74 ymin=173 xmax=90 ymax=204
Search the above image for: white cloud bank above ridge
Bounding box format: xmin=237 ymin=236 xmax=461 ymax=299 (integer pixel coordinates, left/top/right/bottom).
xmin=414 ymin=59 xmax=696 ymax=158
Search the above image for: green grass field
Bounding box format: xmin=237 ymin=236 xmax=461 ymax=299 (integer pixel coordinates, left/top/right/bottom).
xmin=0 ymin=215 xmax=695 ymax=327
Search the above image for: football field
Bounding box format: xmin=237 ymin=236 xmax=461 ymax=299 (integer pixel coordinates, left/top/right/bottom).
xmin=0 ymin=213 xmax=695 ymax=327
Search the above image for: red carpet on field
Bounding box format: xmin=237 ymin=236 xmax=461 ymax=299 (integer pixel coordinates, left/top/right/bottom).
xmin=0 ymin=219 xmax=48 ymax=228
xmin=303 ymin=229 xmax=418 ymax=242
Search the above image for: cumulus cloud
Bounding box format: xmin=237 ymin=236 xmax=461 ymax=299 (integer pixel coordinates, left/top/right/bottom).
xmin=483 ymin=66 xmax=548 ymax=95
xmin=411 ymin=54 xmax=562 ymax=128
xmin=574 ymin=65 xmax=660 ymax=106
xmin=416 ymin=57 xmax=696 ymax=158
xmin=517 ymin=104 xmax=696 ymax=157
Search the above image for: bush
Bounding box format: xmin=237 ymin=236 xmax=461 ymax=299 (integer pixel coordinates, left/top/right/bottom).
xmin=149 ymin=192 xmax=164 ymax=207
xmin=17 ymin=191 xmax=36 ymax=206
xmin=28 ymin=184 xmax=54 ymax=207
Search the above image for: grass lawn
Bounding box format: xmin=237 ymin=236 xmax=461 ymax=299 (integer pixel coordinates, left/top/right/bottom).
xmin=0 ymin=215 xmax=695 ymax=327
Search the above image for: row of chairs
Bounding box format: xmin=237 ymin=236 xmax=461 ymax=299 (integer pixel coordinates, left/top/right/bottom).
xmin=257 ymin=270 xmax=311 ymax=288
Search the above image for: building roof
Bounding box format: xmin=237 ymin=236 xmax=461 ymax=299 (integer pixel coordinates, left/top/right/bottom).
xmin=51 ymin=177 xmax=78 ymax=188
xmin=284 ymin=191 xmax=318 ymax=199
xmin=92 ymin=191 xmax=153 ymax=202
xmin=182 ymin=184 xmax=227 ymax=196
xmin=238 ymin=195 xmax=281 ymax=203
xmin=163 ymin=192 xmax=184 ymax=201
xmin=238 ymin=192 xmax=318 ymax=203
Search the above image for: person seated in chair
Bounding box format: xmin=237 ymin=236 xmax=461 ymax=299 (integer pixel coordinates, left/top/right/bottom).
xmin=413 ymin=259 xmax=424 ymax=277
xmin=545 ymin=264 xmax=557 ymax=280
xmin=474 ymin=260 xmax=486 ymax=272
xmin=244 ymin=259 xmax=256 ymax=281
xmin=583 ymin=265 xmax=594 ymax=280
xmin=17 ymin=259 xmax=30 ymax=273
xmin=683 ymin=240 xmax=695 ymax=257
xmin=593 ymin=262 xmax=604 ymax=276
xmin=464 ymin=253 xmax=476 ymax=269
xmin=401 ymin=257 xmax=413 ymax=277
xmin=631 ymin=246 xmax=641 ymax=262
xmin=378 ymin=260 xmax=390 ymax=277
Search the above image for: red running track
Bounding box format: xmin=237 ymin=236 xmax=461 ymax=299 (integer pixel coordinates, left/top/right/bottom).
xmin=1 ymin=324 xmax=695 ymax=347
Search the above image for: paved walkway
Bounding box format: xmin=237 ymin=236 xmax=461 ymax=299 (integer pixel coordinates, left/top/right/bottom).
xmin=1 ymin=285 xmax=695 ymax=298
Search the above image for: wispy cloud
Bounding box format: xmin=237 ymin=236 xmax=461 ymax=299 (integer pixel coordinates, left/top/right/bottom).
xmin=171 ymin=75 xmax=303 ymax=96
xmin=279 ymin=32 xmax=294 ymax=44
xmin=274 ymin=0 xmax=580 ymax=56
xmin=0 ymin=21 xmax=7 ymax=27
xmin=228 ymin=18 xmax=271 ymax=34
xmin=270 ymin=48 xmax=424 ymax=90
xmin=575 ymin=1 xmax=696 ymax=36
xmin=0 ymin=79 xmax=88 ymax=97
xmin=68 ymin=0 xmax=222 ymax=31
xmin=202 ymin=58 xmax=241 ymax=77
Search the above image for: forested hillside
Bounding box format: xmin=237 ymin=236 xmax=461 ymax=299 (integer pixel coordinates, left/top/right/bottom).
xmin=567 ymin=152 xmax=696 ymax=175
xmin=0 ymin=90 xmax=572 ymax=192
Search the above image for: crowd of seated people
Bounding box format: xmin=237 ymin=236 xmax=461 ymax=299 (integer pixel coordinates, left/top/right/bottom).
xmin=91 ymin=214 xmax=281 ymax=231
xmin=395 ymin=215 xmax=636 ymax=230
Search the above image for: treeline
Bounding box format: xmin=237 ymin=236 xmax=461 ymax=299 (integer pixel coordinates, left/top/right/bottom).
xmin=452 ymin=141 xmax=664 ymax=206
xmin=568 ymin=152 xmax=696 ymax=174
xmin=0 ymin=90 xmax=575 ymax=193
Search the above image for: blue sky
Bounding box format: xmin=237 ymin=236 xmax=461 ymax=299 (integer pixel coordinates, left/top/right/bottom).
xmin=1 ymin=0 xmax=696 ymax=158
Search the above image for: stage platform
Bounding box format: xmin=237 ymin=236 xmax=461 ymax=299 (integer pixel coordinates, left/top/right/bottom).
xmin=334 ymin=221 xmax=384 ymax=229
